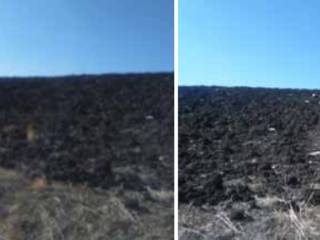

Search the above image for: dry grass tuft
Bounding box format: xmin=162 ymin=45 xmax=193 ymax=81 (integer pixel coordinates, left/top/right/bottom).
xmin=146 ymin=187 xmax=174 ymax=204
xmin=272 ymin=203 xmax=320 ymax=240
xmin=180 ymin=197 xmax=320 ymax=240
xmin=27 ymin=177 xmax=48 ymax=191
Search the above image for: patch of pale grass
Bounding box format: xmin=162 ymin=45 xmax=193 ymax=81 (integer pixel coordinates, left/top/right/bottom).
xmin=0 ymin=170 xmax=173 ymax=240
xmin=254 ymin=195 xmax=287 ymax=209
xmin=0 ymin=167 xmax=22 ymax=180
xmin=273 ymin=203 xmax=320 ymax=240
xmin=215 ymin=211 xmax=243 ymax=235
xmin=180 ymin=197 xmax=320 ymax=240
xmin=1 ymin=183 xmax=139 ymax=240
xmin=146 ymin=187 xmax=174 ymax=204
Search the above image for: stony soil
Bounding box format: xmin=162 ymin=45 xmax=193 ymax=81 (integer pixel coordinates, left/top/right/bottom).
xmin=0 ymin=73 xmax=173 ymax=240
xmin=179 ymin=86 xmax=320 ymax=239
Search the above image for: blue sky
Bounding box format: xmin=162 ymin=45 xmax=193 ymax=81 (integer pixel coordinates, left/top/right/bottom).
xmin=180 ymin=0 xmax=320 ymax=89
xmin=0 ymin=0 xmax=173 ymax=76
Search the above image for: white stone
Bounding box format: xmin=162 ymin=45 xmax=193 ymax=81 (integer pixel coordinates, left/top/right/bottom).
xmin=308 ymin=151 xmax=320 ymax=156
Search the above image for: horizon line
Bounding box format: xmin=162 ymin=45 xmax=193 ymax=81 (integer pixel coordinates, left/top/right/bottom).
xmin=0 ymin=70 xmax=174 ymax=79
xmin=179 ymin=84 xmax=320 ymax=91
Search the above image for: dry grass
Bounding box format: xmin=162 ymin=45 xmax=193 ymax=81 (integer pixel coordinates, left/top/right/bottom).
xmin=179 ymin=196 xmax=320 ymax=240
xmin=146 ymin=187 xmax=174 ymax=204
xmin=0 ymin=167 xmax=173 ymax=240
xmin=272 ymin=203 xmax=320 ymax=240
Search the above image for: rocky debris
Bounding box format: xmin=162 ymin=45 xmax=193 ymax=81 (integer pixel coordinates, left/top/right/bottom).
xmin=308 ymin=151 xmax=320 ymax=156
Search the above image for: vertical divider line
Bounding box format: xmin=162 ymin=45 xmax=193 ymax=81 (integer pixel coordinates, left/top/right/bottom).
xmin=174 ymin=0 xmax=179 ymax=239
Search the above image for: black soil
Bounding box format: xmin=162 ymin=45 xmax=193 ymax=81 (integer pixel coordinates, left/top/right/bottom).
xmin=0 ymin=73 xmax=173 ymax=191
xmin=179 ymin=86 xmax=320 ymax=206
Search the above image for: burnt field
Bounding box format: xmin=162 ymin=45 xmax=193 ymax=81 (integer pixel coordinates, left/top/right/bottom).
xmin=0 ymin=73 xmax=173 ymax=240
xmin=179 ymin=86 xmax=320 ymax=240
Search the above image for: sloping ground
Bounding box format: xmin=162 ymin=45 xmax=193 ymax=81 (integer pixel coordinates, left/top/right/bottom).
xmin=0 ymin=73 xmax=173 ymax=240
xmin=179 ymin=86 xmax=320 ymax=239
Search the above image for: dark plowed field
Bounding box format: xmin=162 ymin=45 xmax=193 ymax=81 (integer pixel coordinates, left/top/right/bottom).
xmin=0 ymin=73 xmax=173 ymax=191
xmin=179 ymin=86 xmax=320 ymax=206
xmin=0 ymin=73 xmax=173 ymax=240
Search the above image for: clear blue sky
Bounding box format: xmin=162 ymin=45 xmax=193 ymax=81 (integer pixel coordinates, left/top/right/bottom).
xmin=0 ymin=0 xmax=173 ymax=76
xmin=180 ymin=0 xmax=320 ymax=89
